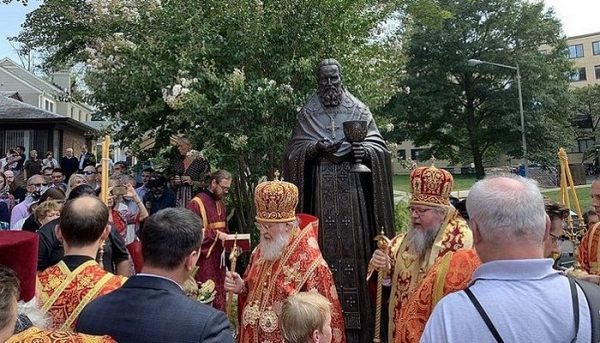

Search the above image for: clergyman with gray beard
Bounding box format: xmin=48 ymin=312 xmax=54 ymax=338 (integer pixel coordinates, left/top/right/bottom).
xmin=369 ymin=165 xmax=472 ymax=341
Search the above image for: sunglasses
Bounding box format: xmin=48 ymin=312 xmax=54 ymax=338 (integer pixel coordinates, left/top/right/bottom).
xmin=29 ymin=183 xmax=48 ymax=187
xmin=84 ymin=171 xmax=97 ymax=175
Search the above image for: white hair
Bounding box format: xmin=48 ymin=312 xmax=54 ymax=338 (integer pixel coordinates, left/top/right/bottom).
xmin=466 ymin=175 xmax=546 ymax=243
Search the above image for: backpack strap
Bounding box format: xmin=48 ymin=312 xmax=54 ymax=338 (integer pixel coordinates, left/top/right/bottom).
xmin=464 ymin=288 xmax=504 ymax=343
xmin=574 ymin=278 xmax=600 ymax=343
xmin=568 ymin=277 xmax=580 ymax=343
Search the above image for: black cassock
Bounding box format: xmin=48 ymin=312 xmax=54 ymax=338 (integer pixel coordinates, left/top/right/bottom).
xmin=283 ymin=91 xmax=395 ymax=343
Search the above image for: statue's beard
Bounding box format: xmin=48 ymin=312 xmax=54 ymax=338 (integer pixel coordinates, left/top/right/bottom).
xmin=407 ymin=224 xmax=441 ymax=261
xmin=318 ymin=85 xmax=343 ymax=107
xmin=260 ymin=231 xmax=291 ymax=261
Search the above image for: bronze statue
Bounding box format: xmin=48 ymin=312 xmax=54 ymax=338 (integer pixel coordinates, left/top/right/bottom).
xmin=283 ymin=58 xmax=395 ymax=343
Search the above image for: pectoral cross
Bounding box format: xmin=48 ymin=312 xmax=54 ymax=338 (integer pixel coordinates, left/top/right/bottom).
xmin=326 ymin=114 xmax=339 ymax=139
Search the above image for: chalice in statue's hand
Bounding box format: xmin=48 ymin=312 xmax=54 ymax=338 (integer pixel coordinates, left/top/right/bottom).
xmin=343 ymin=120 xmax=371 ymax=173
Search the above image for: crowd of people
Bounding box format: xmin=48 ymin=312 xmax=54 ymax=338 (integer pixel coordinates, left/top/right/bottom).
xmin=6 ymin=56 xmax=600 ymax=343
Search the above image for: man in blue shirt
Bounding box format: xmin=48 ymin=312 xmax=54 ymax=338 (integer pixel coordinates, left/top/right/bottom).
xmin=422 ymin=175 xmax=592 ymax=343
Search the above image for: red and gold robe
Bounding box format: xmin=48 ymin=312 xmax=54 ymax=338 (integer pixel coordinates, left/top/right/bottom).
xmin=395 ymin=249 xmax=480 ymax=343
xmin=7 ymin=327 xmax=116 ymax=343
xmin=577 ymin=222 xmax=600 ymax=274
xmin=187 ymin=190 xmax=229 ymax=311
xmin=238 ymin=216 xmax=346 ymax=343
xmin=37 ymin=260 xmax=126 ymax=330
xmin=386 ymin=208 xmax=472 ymax=341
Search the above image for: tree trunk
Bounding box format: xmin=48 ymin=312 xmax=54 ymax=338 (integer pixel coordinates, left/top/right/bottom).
xmin=473 ymin=148 xmax=485 ymax=179
xmin=465 ymin=76 xmax=486 ymax=179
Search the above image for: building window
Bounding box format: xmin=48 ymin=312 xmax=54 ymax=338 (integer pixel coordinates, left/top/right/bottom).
xmin=576 ymin=138 xmax=596 ymax=153
xmin=568 ymin=44 xmax=584 ymax=59
xmin=397 ymin=149 xmax=406 ymax=161
xmin=44 ymin=99 xmax=55 ymax=112
xmin=570 ymin=67 xmax=587 ymax=82
xmin=593 ymin=41 xmax=600 ymax=55
xmin=411 ymin=149 xmax=425 ymax=161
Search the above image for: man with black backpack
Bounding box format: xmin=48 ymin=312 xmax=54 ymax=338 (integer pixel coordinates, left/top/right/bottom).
xmin=422 ymin=175 xmax=599 ymax=343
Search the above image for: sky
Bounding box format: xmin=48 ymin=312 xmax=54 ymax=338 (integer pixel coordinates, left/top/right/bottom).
xmin=0 ymin=1 xmax=600 ymax=67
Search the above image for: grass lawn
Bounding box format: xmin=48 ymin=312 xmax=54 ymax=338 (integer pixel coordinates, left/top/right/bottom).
xmin=393 ymin=173 xmax=593 ymax=211
xmin=393 ymin=174 xmax=479 ymax=193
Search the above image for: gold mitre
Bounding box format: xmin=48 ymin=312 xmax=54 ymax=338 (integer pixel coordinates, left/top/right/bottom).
xmin=410 ymin=165 xmax=453 ymax=207
xmin=254 ymin=171 xmax=299 ymax=223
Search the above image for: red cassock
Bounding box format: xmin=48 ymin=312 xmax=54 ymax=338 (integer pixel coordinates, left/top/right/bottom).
xmin=238 ymin=215 xmax=347 ymax=343
xmin=577 ymin=222 xmax=600 ymax=275
xmin=37 ymin=261 xmax=126 ymax=331
xmin=395 ymin=249 xmax=480 ymax=343
xmin=188 ymin=190 xmax=229 ymax=311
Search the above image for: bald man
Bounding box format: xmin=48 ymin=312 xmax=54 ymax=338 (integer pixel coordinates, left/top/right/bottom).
xmin=37 ymin=196 xmax=126 ymax=331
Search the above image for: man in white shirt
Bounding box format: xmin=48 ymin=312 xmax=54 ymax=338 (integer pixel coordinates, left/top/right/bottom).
xmin=422 ymin=175 xmax=592 ymax=343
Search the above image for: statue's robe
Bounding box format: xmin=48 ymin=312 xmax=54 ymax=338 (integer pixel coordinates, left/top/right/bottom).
xmin=7 ymin=327 xmax=116 ymax=343
xmin=395 ymin=249 xmax=480 ymax=343
xmin=188 ymin=189 xmax=229 ymax=311
xmin=283 ymin=91 xmax=395 ymax=343
xmin=37 ymin=260 xmax=126 ymax=330
xmin=386 ymin=209 xmax=472 ymax=341
xmin=238 ymin=214 xmax=346 ymax=343
xmin=577 ymin=222 xmax=600 ymax=274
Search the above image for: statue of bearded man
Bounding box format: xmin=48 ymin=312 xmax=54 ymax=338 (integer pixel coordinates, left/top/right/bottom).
xmin=282 ymin=58 xmax=395 ymax=343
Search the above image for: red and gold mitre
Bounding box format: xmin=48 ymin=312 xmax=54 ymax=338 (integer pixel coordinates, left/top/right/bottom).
xmin=254 ymin=173 xmax=298 ymax=223
xmin=409 ymin=165 xmax=453 ymax=207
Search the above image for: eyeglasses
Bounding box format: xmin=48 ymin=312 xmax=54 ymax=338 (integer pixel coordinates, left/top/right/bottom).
xmin=217 ymin=183 xmax=230 ymax=192
xmin=44 ymin=173 xmax=53 ymax=177
xmin=29 ymin=183 xmax=48 ymax=187
xmin=409 ymin=207 xmax=434 ymax=215
xmin=549 ymin=232 xmax=565 ymax=244
xmin=83 ymin=171 xmax=97 ymax=175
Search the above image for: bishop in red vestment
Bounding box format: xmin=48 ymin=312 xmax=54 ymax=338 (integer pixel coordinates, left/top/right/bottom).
xmin=225 ymin=176 xmax=346 ymax=343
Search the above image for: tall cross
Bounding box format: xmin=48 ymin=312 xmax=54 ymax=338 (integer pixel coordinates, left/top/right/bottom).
xmin=327 ymin=117 xmax=339 ymax=139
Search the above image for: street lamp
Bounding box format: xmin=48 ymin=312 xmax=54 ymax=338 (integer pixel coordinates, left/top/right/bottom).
xmin=467 ymin=58 xmax=527 ymax=176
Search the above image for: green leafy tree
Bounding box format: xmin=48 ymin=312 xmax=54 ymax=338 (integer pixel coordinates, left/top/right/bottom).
xmin=571 ymin=84 xmax=600 ymax=163
xmin=383 ymin=0 xmax=574 ymax=178
xmin=14 ymin=0 xmax=415 ymax=231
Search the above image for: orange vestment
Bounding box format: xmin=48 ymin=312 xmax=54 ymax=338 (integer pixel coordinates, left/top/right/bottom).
xmin=238 ymin=218 xmax=346 ymax=343
xmin=386 ymin=209 xmax=472 ymax=341
xmin=7 ymin=326 xmax=116 ymax=343
xmin=577 ymin=222 xmax=600 ymax=275
xmin=395 ymin=249 xmax=480 ymax=343
xmin=37 ymin=260 xmax=126 ymax=330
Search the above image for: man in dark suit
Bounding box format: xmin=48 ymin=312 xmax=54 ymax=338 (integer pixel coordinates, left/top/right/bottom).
xmin=76 ymin=208 xmax=233 ymax=343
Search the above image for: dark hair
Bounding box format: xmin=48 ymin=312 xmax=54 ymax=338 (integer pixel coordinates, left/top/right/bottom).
xmin=67 ymin=184 xmax=97 ymax=200
xmin=46 ymin=151 xmax=53 ymax=157
xmin=544 ymin=199 xmax=569 ymax=221
xmin=59 ymin=196 xmax=109 ymax=247
xmin=114 ymin=161 xmax=128 ymax=169
xmin=142 ymin=167 xmax=155 ymax=173
xmin=583 ymin=208 xmax=598 ymax=225
xmin=0 ymin=265 xmax=19 ymax=330
xmin=39 ymin=187 xmax=65 ymax=203
xmin=52 ymin=168 xmax=64 ymax=175
xmin=42 ymin=166 xmax=54 ymax=174
xmin=141 ymin=208 xmax=202 ymax=269
xmin=208 ymin=169 xmax=231 ymax=184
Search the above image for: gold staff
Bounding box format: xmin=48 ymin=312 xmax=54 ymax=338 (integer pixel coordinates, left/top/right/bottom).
xmin=98 ymin=135 xmax=111 ymax=264
xmin=373 ymin=229 xmax=390 ymax=343
xmin=227 ymin=233 xmax=242 ymax=318
xmin=558 ymin=148 xmax=586 ymax=244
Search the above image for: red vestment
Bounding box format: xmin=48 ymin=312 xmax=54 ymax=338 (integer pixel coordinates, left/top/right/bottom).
xmin=395 ymin=249 xmax=480 ymax=342
xmin=386 ymin=209 xmax=472 ymax=341
xmin=7 ymin=327 xmax=116 ymax=343
xmin=238 ymin=216 xmax=346 ymax=343
xmin=37 ymin=260 xmax=126 ymax=330
xmin=577 ymin=222 xmax=600 ymax=274
xmin=187 ymin=190 xmax=228 ymax=311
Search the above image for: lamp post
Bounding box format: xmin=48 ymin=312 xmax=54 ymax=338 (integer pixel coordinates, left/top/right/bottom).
xmin=467 ymin=58 xmax=527 ymax=176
